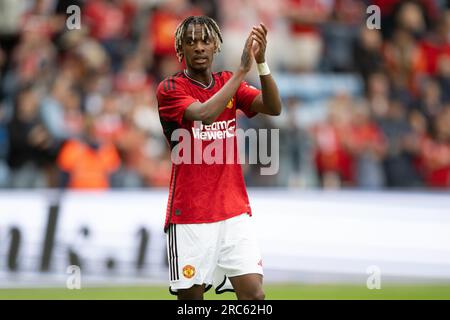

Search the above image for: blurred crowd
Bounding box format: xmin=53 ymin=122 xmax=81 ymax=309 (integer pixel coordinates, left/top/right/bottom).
xmin=0 ymin=0 xmax=449 ymax=190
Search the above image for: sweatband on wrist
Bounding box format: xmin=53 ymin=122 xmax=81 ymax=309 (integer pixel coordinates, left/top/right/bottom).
xmin=257 ymin=62 xmax=270 ymax=76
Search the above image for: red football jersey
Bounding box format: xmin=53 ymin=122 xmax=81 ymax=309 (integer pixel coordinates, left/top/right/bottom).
xmin=157 ymin=70 xmax=261 ymax=230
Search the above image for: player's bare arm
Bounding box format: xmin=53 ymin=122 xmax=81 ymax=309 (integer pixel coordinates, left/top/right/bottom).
xmin=183 ymin=31 xmax=255 ymax=125
xmin=249 ymin=23 xmax=282 ymax=116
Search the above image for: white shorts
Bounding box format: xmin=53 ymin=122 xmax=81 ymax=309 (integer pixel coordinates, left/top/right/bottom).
xmin=166 ymin=213 xmax=263 ymax=295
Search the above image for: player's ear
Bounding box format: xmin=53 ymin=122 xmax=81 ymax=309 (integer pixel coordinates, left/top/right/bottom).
xmin=177 ymin=52 xmax=183 ymax=63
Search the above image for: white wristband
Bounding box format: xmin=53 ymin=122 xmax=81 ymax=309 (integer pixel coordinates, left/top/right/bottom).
xmin=257 ymin=62 xmax=270 ymax=76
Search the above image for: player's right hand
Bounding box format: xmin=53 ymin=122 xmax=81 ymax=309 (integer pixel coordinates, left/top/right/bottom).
xmin=239 ymin=32 xmax=254 ymax=73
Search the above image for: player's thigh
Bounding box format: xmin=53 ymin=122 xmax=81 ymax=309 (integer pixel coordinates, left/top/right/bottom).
xmin=229 ymin=273 xmax=265 ymax=300
xmin=177 ymin=284 xmax=206 ymax=300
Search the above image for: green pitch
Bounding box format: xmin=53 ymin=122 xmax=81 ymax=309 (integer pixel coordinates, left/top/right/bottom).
xmin=1 ymin=283 xmax=450 ymax=300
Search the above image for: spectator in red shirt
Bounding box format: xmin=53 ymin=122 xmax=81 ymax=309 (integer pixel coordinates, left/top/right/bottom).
xmin=93 ymin=94 xmax=125 ymax=144
xmin=146 ymin=0 xmax=203 ymax=78
xmin=312 ymin=94 xmax=355 ymax=188
xmin=420 ymin=11 xmax=450 ymax=76
xmin=84 ymin=0 xmax=138 ymax=72
xmin=281 ymin=0 xmax=334 ymax=72
xmin=419 ymin=107 xmax=450 ymax=188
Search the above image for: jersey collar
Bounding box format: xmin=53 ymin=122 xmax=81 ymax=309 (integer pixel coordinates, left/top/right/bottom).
xmin=183 ymin=70 xmax=215 ymax=90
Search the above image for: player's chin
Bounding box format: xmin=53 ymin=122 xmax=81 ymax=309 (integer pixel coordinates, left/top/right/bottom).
xmin=190 ymin=63 xmax=210 ymax=72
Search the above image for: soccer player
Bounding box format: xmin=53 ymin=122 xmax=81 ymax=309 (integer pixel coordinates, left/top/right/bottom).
xmin=156 ymin=16 xmax=282 ymax=300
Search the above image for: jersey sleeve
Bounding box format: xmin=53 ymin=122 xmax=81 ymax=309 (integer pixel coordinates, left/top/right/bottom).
xmin=157 ymin=78 xmax=198 ymax=125
xmin=236 ymin=80 xmax=261 ymax=118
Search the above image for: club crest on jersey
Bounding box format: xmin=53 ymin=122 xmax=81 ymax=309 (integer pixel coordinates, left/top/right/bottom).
xmin=182 ymin=265 xmax=196 ymax=279
xmin=226 ymin=97 xmax=234 ymax=109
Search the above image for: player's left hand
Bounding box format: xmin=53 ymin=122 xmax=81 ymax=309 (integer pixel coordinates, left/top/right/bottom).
xmin=251 ymin=23 xmax=267 ymax=64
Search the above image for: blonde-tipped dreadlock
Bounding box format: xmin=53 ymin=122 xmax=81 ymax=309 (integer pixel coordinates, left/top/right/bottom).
xmin=174 ymin=16 xmax=223 ymax=62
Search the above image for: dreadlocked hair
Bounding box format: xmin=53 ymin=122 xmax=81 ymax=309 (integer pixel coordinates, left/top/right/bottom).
xmin=174 ymin=16 xmax=223 ymax=62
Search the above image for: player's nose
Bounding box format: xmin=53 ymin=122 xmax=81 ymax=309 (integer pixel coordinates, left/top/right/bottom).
xmin=194 ymin=42 xmax=205 ymax=52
